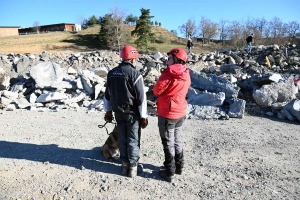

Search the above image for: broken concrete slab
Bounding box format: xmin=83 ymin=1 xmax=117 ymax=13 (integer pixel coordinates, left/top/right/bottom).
xmin=190 ymin=69 xmax=240 ymax=100
xmin=0 ymin=67 xmax=10 ymax=90
xmin=186 ymin=104 xmax=227 ymax=119
xmin=30 ymin=62 xmax=64 ymax=88
xmin=253 ymin=78 xmax=296 ymax=106
xmin=16 ymin=97 xmax=31 ymax=109
xmin=251 ymin=73 xmax=283 ymax=86
xmin=92 ymin=66 xmax=108 ymax=78
xmin=188 ymin=91 xmax=225 ymax=106
xmin=36 ymin=92 xmax=68 ymax=103
xmin=228 ymin=99 xmax=246 ymax=118
xmin=281 ymin=99 xmax=300 ymax=122
xmin=2 ymin=90 xmax=18 ymax=100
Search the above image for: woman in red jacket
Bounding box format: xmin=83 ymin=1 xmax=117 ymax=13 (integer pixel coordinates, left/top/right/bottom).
xmin=153 ymin=48 xmax=191 ymax=182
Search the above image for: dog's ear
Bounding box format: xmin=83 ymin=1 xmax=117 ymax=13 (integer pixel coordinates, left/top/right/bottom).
xmin=101 ymin=144 xmax=111 ymax=159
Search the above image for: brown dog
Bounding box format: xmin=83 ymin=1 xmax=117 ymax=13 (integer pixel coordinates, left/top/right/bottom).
xmin=101 ymin=126 xmax=120 ymax=159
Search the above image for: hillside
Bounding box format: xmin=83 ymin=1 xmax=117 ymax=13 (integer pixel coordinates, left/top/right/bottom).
xmin=0 ymin=25 xmax=220 ymax=54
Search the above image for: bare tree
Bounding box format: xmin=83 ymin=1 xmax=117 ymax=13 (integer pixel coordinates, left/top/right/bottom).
xmin=218 ymin=19 xmax=230 ymax=45
xmin=179 ymin=18 xmax=197 ymax=39
xmin=109 ymin=6 xmax=126 ymax=51
xmin=252 ymin=17 xmax=268 ymax=44
xmin=32 ymin=21 xmax=40 ymax=33
xmin=286 ymin=21 xmax=300 ymax=43
xmin=254 ymin=18 xmax=267 ymax=36
xmin=198 ymin=16 xmax=218 ymax=46
xmin=227 ymin=20 xmax=244 ymax=48
xmin=268 ymin=17 xmax=288 ymax=44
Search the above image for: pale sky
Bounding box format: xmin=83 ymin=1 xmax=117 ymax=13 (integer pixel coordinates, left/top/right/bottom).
xmin=1 ymin=0 xmax=299 ymax=33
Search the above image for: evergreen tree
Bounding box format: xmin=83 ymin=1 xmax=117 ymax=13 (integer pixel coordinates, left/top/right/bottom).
xmin=125 ymin=14 xmax=136 ymax=25
xmin=87 ymin=15 xmax=98 ymax=26
xmin=81 ymin=19 xmax=88 ymax=29
xmin=131 ymin=8 xmax=155 ymax=50
xmin=133 ymin=16 xmax=138 ymax=25
xmin=99 ymin=14 xmax=113 ymax=48
xmin=98 ymin=10 xmax=125 ymax=51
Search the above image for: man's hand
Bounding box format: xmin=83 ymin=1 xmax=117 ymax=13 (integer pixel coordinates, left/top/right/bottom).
xmin=140 ymin=118 xmax=148 ymax=129
xmin=104 ymin=111 xmax=113 ymax=122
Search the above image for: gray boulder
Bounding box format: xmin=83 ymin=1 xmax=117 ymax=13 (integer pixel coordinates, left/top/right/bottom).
xmin=253 ymin=78 xmax=296 ymax=106
xmin=190 ymin=69 xmax=240 ymax=100
xmin=30 ymin=62 xmax=64 ymax=88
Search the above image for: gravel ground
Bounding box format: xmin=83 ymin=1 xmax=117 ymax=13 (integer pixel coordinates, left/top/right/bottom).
xmin=0 ymin=108 xmax=299 ymax=200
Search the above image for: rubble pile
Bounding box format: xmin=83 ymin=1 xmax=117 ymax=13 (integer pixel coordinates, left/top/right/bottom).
xmin=0 ymin=43 xmax=300 ymax=122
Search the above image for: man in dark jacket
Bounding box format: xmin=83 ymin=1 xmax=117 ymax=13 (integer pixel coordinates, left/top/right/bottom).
xmin=186 ymin=39 xmax=193 ymax=54
xmin=246 ymin=33 xmax=254 ymax=53
xmin=103 ymin=45 xmax=148 ymax=178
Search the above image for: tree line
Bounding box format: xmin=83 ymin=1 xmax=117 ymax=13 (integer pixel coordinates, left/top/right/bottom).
xmin=80 ymin=7 xmax=300 ymax=51
xmin=81 ymin=7 xmax=157 ymax=52
xmin=178 ymin=16 xmax=300 ymax=48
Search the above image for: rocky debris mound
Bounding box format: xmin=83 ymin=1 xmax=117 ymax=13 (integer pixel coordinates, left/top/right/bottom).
xmin=0 ymin=43 xmax=300 ymax=123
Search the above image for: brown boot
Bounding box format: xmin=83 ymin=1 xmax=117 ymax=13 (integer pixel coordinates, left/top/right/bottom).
xmin=128 ymin=166 xmax=137 ymax=178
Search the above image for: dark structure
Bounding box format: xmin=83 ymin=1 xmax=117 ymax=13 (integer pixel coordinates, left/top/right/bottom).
xmin=18 ymin=23 xmax=76 ymax=35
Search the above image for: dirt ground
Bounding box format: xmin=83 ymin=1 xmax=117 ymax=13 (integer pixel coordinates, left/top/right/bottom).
xmin=0 ymin=108 xmax=299 ymax=200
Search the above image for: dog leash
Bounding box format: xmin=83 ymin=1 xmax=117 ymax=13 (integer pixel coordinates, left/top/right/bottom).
xmin=98 ymin=121 xmax=117 ymax=135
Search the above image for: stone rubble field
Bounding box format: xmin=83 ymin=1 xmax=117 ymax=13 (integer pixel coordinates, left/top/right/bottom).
xmin=0 ymin=44 xmax=300 ymax=199
xmin=0 ymin=108 xmax=299 ymax=199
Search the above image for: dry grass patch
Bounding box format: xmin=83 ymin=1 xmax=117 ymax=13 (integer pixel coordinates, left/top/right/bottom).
xmin=0 ymin=25 xmax=221 ymax=54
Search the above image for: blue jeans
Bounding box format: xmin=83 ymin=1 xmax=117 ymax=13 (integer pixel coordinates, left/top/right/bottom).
xmin=115 ymin=112 xmax=141 ymax=167
xmin=247 ymin=42 xmax=252 ymax=53
xmin=187 ymin=47 xmax=192 ymax=54
xmin=158 ymin=115 xmax=185 ymax=176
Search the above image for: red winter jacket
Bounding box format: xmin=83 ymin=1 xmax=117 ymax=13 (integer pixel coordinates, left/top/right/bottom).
xmin=153 ymin=64 xmax=191 ymax=119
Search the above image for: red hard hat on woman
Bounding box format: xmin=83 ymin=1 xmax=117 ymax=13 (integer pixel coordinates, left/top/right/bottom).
xmin=120 ymin=45 xmax=139 ymax=59
xmin=167 ymin=48 xmax=187 ymax=63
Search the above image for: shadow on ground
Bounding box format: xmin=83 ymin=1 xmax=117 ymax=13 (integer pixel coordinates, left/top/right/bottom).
xmin=57 ymin=34 xmax=101 ymax=49
xmin=0 ymin=141 xmax=160 ymax=179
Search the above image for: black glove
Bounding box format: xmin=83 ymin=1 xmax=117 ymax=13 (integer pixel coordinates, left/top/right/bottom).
xmin=140 ymin=118 xmax=148 ymax=129
xmin=104 ymin=111 xmax=113 ymax=122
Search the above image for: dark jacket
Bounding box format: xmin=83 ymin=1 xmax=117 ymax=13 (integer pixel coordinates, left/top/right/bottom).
xmin=104 ymin=60 xmax=147 ymax=118
xmin=246 ymin=35 xmax=253 ymax=43
xmin=187 ymin=40 xmax=193 ymax=48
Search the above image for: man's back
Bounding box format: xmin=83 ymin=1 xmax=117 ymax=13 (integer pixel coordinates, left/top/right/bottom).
xmin=246 ymin=35 xmax=253 ymax=43
xmin=106 ymin=61 xmax=141 ymax=114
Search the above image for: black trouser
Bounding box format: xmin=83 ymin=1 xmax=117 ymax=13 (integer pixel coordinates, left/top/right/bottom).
xmin=158 ymin=116 xmax=185 ymax=176
xmin=115 ymin=112 xmax=141 ymax=167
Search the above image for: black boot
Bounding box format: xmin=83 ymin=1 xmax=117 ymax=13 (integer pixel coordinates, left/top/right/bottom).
xmin=122 ymin=162 xmax=129 ymax=176
xmin=175 ymin=151 xmax=184 ymax=175
xmin=175 ymin=167 xmax=184 ymax=175
xmin=159 ymin=169 xmax=174 ymax=183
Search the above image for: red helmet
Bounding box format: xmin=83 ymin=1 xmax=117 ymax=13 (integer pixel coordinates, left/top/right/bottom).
xmin=120 ymin=45 xmax=139 ymax=59
xmin=167 ymin=48 xmax=187 ymax=63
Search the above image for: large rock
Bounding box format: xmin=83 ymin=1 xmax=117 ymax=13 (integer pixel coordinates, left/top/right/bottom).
xmin=36 ymin=92 xmax=68 ymax=103
xmin=30 ymin=62 xmax=64 ymax=88
xmin=0 ymin=67 xmax=10 ymax=90
xmin=190 ymin=69 xmax=240 ymax=100
xmin=280 ymin=99 xmax=300 ymax=122
xmin=188 ymin=91 xmax=225 ymax=106
xmin=228 ymin=99 xmax=246 ymax=118
xmin=186 ymin=104 xmax=227 ymax=119
xmin=253 ymin=78 xmax=296 ymax=106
